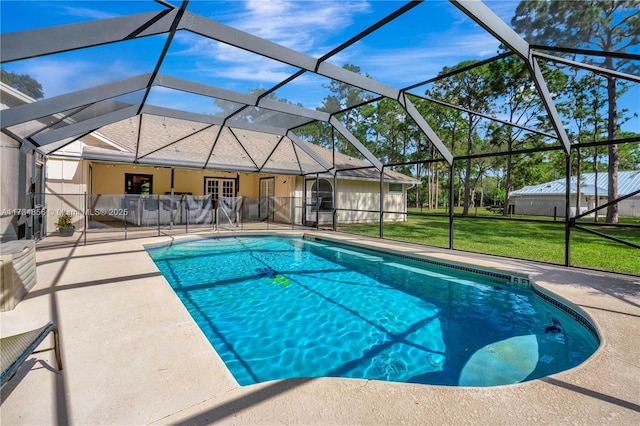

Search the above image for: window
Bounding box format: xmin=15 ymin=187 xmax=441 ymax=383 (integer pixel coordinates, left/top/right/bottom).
xmin=125 ymin=173 xmax=153 ymax=195
xmin=205 ymin=177 xmax=236 ymax=199
xmin=389 ymin=183 xmax=403 ymax=193
xmin=309 ymin=179 xmax=333 ymax=212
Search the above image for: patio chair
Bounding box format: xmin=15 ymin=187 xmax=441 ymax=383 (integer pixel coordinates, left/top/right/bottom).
xmin=1 ymin=322 xmax=63 ymax=387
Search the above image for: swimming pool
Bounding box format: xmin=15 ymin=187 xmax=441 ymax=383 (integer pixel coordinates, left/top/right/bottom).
xmin=146 ymin=235 xmax=599 ymax=387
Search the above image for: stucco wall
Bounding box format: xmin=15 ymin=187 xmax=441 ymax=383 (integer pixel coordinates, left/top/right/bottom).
xmin=89 ymin=163 xmax=295 ymax=198
xmin=91 ymin=163 xmax=171 ymax=195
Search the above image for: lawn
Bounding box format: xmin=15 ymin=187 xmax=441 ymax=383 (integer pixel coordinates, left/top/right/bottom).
xmin=338 ymin=211 xmax=640 ymax=276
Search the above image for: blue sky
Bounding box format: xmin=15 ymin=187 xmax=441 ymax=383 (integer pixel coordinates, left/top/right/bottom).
xmin=1 ymin=0 xmax=638 ymax=133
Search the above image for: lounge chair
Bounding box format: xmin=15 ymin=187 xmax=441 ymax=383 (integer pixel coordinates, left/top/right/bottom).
xmin=1 ymin=322 xmax=63 ymax=386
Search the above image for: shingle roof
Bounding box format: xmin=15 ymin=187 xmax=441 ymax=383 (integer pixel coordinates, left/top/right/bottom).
xmin=81 ymin=113 xmax=419 ymax=184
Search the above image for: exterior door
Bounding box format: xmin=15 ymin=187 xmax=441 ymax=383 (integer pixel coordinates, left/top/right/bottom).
xmin=259 ymin=177 xmax=274 ymax=220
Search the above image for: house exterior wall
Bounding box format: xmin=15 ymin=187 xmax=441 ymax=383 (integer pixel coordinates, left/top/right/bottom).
xmin=511 ymin=194 xmax=568 ymax=217
xmin=511 ymin=194 xmax=589 ymax=218
xmin=1 ymin=134 xmax=29 ymax=241
xmin=43 ymin=161 xmax=411 ymax=228
xmin=291 ymin=177 xmax=408 ymax=225
xmin=1 ymin=89 xmax=42 ymax=241
xmin=616 ymin=197 xmax=640 ymax=217
xmin=511 ymin=193 xmax=639 ymax=218
xmin=337 ymin=179 xmax=408 ymax=223
xmin=91 ymin=163 xmax=172 ymax=194
xmin=44 ymin=143 xmax=89 ymax=233
xmin=89 ymin=163 xmax=295 ymax=197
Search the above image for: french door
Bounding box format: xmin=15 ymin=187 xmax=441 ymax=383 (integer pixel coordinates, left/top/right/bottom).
xmin=259 ymin=177 xmax=274 ymax=220
xmin=205 ymin=177 xmax=236 ymax=199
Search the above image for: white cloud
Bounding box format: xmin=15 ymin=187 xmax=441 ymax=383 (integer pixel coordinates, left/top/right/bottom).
xmin=56 ymin=5 xmax=120 ymax=20
xmin=231 ymin=0 xmax=370 ymax=53
xmin=169 ymin=0 xmax=372 ymax=87
xmin=11 ymin=58 xmax=141 ymax=98
xmin=169 ymin=33 xmax=299 ymax=85
xmin=326 ymin=32 xmax=502 ymax=87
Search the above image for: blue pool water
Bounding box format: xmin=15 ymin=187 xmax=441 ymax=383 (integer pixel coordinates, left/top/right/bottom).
xmin=146 ymin=236 xmax=599 ymax=387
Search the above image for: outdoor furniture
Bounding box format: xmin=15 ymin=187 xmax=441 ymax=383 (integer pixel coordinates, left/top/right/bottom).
xmin=486 ymin=205 xmax=504 ymax=214
xmin=1 ymin=322 xmax=63 ymax=386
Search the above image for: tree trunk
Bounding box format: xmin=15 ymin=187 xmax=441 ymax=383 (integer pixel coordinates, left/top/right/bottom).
xmin=428 ymin=164 xmax=433 ymax=210
xmin=594 ymin=147 xmax=599 ymax=222
xmin=605 ymin=73 xmax=618 ymax=224
xmin=575 ymin=150 xmax=581 ymax=217
xmin=415 ymin=164 xmax=421 ymax=209
xmin=435 ymin=169 xmax=439 ymax=210
xmin=503 ymin=139 xmax=513 ymax=216
xmin=462 ymin=116 xmax=473 ymax=216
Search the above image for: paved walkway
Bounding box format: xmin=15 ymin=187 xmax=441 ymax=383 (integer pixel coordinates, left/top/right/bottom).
xmin=1 ymin=230 xmax=639 ymax=425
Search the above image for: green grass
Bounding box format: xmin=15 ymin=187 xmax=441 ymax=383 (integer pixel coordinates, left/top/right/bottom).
xmin=338 ymin=213 xmax=640 ymax=276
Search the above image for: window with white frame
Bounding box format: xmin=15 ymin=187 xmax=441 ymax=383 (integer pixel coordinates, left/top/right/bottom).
xmin=205 ymin=177 xmax=235 ymax=199
xmin=388 ymin=183 xmax=403 ymax=193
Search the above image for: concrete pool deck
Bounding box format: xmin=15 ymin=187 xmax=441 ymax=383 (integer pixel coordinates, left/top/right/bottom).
xmin=1 ymin=230 xmax=639 ymax=425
